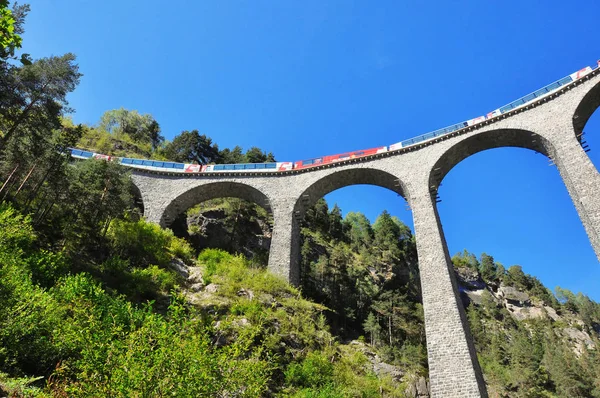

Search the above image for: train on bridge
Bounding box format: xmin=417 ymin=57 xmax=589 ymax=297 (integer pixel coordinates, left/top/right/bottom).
xmin=71 ymin=61 xmax=600 ymax=174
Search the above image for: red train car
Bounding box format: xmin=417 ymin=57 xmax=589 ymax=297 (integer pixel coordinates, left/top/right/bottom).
xmin=294 ymin=146 xmax=387 ymax=170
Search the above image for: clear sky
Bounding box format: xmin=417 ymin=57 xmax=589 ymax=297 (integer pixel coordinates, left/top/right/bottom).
xmin=21 ymin=1 xmax=600 ymax=300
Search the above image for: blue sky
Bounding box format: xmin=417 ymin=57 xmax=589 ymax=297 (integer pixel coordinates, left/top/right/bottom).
xmin=22 ymin=1 xmax=600 ymax=300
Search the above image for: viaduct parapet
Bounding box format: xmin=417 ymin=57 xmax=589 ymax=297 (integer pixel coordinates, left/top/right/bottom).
xmin=131 ymin=69 xmax=600 ymax=398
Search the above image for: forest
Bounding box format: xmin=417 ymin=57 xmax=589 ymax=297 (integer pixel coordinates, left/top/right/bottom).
xmin=1 ymin=2 xmax=600 ymax=397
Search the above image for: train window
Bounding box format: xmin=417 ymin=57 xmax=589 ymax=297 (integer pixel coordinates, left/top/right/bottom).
xmin=142 ymin=160 xmax=153 ymax=166
xmin=558 ymin=76 xmax=571 ymax=85
xmin=247 ymin=164 xmax=257 ymax=169
xmin=213 ymin=165 xmax=224 ymax=171
xmin=153 ymin=162 xmax=164 ymax=167
xmin=71 ymin=150 xmax=81 ymax=156
xmin=163 ymin=162 xmax=173 ymax=168
xmin=534 ymin=87 xmax=548 ymax=97
xmin=82 ymin=151 xmax=93 ymax=157
xmin=121 ymin=158 xmax=133 ymax=164
xmin=224 ymin=165 xmax=235 ymax=170
xmin=132 ymin=159 xmax=144 ymax=165
xmin=234 ymin=164 xmax=245 ymax=170
xmin=303 ymin=159 xmax=314 ymax=165
xmin=522 ymin=93 xmax=535 ymax=103
xmin=265 ymin=163 xmax=276 ymax=169
xmin=173 ymin=163 xmax=184 ymax=169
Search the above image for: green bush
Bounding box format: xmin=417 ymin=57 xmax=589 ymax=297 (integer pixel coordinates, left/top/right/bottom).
xmin=25 ymin=250 xmax=70 ymax=288
xmin=129 ymin=265 xmax=179 ymax=296
xmin=107 ymin=218 xmax=172 ymax=266
xmin=285 ymin=351 xmax=334 ymax=388
xmin=107 ymin=218 xmax=194 ymax=267
xmin=0 ymin=256 xmax=64 ymax=378
xmin=168 ymin=235 xmax=195 ymax=263
xmin=0 ymin=203 xmax=35 ymax=254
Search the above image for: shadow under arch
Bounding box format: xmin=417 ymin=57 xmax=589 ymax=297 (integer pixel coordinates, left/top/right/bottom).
xmin=129 ymin=180 xmax=145 ymax=216
xmin=293 ymin=167 xmax=408 ymax=217
xmin=429 ymin=128 xmax=554 ymax=191
xmin=573 ymin=77 xmax=600 ymax=138
xmin=160 ymin=181 xmax=272 ymax=227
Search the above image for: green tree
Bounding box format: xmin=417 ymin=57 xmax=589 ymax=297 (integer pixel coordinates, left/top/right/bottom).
xmin=99 ymin=108 xmax=163 ymax=150
xmin=0 ymin=53 xmax=82 ymax=149
xmin=162 ymin=130 xmax=220 ymax=165
xmin=0 ymin=1 xmax=29 ymax=63
xmin=452 ymin=250 xmax=480 ymax=271
xmin=220 ymin=145 xmax=245 ymax=164
xmin=328 ymin=204 xmax=343 ymax=240
xmin=244 ymin=146 xmax=275 ymax=163
xmin=344 ymin=211 xmax=373 ymax=250
xmin=505 ymin=265 xmax=529 ymax=290
xmin=363 ymin=312 xmax=382 ymax=346
xmin=479 ymin=253 xmax=497 ymax=282
xmin=58 ymin=159 xmax=133 ymax=252
xmin=304 ymin=198 xmax=330 ymax=235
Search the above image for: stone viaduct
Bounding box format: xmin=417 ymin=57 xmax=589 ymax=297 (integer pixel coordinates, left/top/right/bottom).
xmin=131 ymin=68 xmax=600 ymax=398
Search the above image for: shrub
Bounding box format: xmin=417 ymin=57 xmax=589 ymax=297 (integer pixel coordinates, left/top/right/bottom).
xmin=168 ymin=235 xmax=194 ymax=263
xmin=129 ymin=265 xmax=179 ymax=297
xmin=107 ymin=218 xmax=194 ymax=267
xmin=0 ymin=203 xmax=35 ymax=254
xmin=285 ymin=351 xmax=334 ymax=388
xmin=25 ymin=250 xmax=70 ymax=288
xmin=107 ymin=218 xmax=172 ymax=266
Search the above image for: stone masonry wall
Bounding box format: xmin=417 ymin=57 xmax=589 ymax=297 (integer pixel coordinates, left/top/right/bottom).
xmin=130 ymin=69 xmax=600 ymax=398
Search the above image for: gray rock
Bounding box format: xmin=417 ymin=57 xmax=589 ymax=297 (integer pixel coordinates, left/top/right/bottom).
xmin=169 ymin=258 xmax=189 ymax=279
xmin=499 ymin=286 xmax=530 ymax=306
xmin=455 ymin=267 xmax=486 ymax=290
xmin=204 ymin=284 xmax=219 ymax=293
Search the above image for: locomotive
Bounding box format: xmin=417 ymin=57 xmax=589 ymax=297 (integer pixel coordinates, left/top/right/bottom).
xmin=71 ymin=62 xmax=599 ymax=174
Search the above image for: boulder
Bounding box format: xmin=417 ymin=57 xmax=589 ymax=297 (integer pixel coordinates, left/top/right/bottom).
xmin=499 ymin=286 xmax=530 ymax=306
xmin=406 ymin=376 xmax=430 ymax=397
xmin=455 ymin=267 xmax=486 ymax=290
xmin=372 ymin=357 xmax=404 ymax=381
xmin=544 ymin=306 xmax=560 ymax=321
xmin=169 ymin=258 xmax=189 ymax=279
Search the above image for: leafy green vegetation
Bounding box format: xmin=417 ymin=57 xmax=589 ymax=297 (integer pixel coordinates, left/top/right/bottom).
xmin=1 ymin=2 xmax=600 ymax=396
xmin=453 ymin=251 xmax=600 ymax=397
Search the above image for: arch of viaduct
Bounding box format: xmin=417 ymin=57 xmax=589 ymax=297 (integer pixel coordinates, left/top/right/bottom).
xmin=131 ymin=69 xmax=600 ymax=398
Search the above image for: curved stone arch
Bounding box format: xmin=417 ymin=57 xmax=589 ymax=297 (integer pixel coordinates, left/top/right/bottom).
xmin=159 ymin=181 xmax=272 ymax=227
xmin=428 ymin=128 xmax=554 ymax=192
xmin=282 ymin=167 xmax=409 ymax=285
xmin=129 ymin=179 xmax=145 ymax=216
xmin=293 ymin=167 xmax=409 ymax=218
xmin=573 ymin=77 xmax=600 ymax=138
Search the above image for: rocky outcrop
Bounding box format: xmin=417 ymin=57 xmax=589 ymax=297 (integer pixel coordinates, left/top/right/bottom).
xmin=498 ymin=285 xmax=530 ymax=306
xmin=455 ymin=267 xmax=486 ymax=290
xmin=406 ymin=376 xmax=430 ymax=398
xmin=453 ymin=266 xmax=599 ymax=357
xmin=562 ymin=327 xmax=595 ymax=355
xmin=184 ymin=206 xmax=271 ymax=262
xmin=348 ymin=341 xmax=429 ymax=397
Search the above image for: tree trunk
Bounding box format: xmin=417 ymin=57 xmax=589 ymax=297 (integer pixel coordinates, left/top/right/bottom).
xmin=15 ymin=163 xmax=36 ymax=197
xmin=0 ymin=164 xmax=19 ymax=197
xmin=0 ymin=81 xmax=49 ymax=149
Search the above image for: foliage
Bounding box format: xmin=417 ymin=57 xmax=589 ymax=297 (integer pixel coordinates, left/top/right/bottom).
xmin=0 ymin=1 xmax=29 ymax=64
xmin=107 ymin=217 xmax=194 ymax=267
xmin=161 ymin=129 xmax=220 ymax=165
xmin=458 ymin=250 xmax=600 ymax=397
xmin=0 ymin=53 xmax=81 ymax=149
xmin=98 ymin=108 xmax=163 ymax=150
xmin=1 ymin=5 xmax=598 ymax=394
